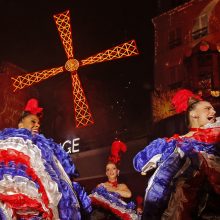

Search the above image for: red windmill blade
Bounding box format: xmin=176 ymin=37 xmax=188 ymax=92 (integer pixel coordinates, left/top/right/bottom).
xmin=11 ymin=10 xmax=139 ymax=128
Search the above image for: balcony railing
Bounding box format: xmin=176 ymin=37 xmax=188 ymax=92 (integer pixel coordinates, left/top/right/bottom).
xmin=192 ymin=27 xmax=208 ymax=40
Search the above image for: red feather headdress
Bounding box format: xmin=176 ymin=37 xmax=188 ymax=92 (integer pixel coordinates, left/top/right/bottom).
xmin=24 ymin=98 xmax=43 ymax=115
xmin=171 ymin=89 xmax=202 ymax=113
xmin=108 ymin=140 xmax=127 ymax=164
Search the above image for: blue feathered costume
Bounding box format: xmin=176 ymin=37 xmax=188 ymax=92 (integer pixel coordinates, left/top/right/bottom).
xmin=133 ymin=122 xmax=220 ymax=220
xmin=0 ymin=128 xmax=92 ymax=220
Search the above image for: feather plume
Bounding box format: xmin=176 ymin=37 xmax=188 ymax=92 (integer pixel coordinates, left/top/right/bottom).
xmin=171 ymin=89 xmax=202 ymax=113
xmin=24 ymin=98 xmax=43 ymax=115
xmin=108 ymin=140 xmax=127 ymax=164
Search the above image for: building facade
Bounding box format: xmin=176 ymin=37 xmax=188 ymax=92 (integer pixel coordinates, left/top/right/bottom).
xmin=152 ymin=0 xmax=220 ymax=122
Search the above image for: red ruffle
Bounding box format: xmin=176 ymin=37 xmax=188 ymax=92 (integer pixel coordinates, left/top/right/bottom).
xmin=91 ymin=196 xmax=132 ymax=220
xmin=0 ymin=149 xmax=53 ymax=219
xmin=0 ymin=193 xmax=43 ymax=210
xmin=167 ymin=127 xmax=220 ymax=144
xmin=192 ymin=127 xmax=220 ymax=143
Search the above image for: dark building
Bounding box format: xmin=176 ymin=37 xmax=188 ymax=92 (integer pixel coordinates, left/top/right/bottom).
xmin=151 ymin=0 xmax=220 ymax=130
xmin=157 ymin=0 xmax=191 ymax=14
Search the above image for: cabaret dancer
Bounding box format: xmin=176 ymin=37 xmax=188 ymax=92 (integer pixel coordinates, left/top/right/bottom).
xmin=0 ymin=98 xmax=92 ymax=219
xmin=90 ymin=140 xmax=137 ymax=220
xmin=133 ymin=89 xmax=220 ymax=220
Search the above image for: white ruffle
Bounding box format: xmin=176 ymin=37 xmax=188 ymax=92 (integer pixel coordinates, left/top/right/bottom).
xmin=90 ymin=192 xmax=138 ymax=220
xmin=0 ymin=174 xmax=47 ymax=212
xmin=0 ymin=201 xmax=14 ymax=220
xmin=141 ymin=154 xmax=162 ymax=175
xmin=204 ymin=117 xmax=220 ymax=128
xmin=0 ymin=137 xmax=61 ymax=220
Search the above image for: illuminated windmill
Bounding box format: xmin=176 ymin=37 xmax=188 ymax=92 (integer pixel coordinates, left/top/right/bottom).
xmin=11 ymin=10 xmax=139 ymax=128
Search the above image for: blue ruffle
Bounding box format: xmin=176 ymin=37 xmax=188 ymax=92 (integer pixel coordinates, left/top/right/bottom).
xmin=133 ymin=137 xmax=216 ymax=172
xmin=0 ymin=128 xmax=92 ymax=219
xmin=133 ymin=136 xmax=217 ymax=218
xmin=133 ymin=138 xmax=177 ymax=172
xmin=143 ymin=151 xmax=186 ymax=217
xmin=92 ymin=186 xmax=136 ymax=210
xmin=179 ymin=137 xmax=215 ymax=155
xmin=73 ymin=182 xmax=92 ymax=213
xmin=0 ymin=208 xmax=7 ymax=220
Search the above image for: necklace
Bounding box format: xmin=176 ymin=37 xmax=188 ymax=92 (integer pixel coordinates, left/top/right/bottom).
xmin=108 ymin=180 xmax=118 ymax=187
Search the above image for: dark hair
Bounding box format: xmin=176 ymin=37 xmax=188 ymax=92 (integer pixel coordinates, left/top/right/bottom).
xmin=106 ymin=161 xmax=117 ymax=166
xmin=18 ymin=111 xmax=42 ymax=124
xmin=105 ymin=161 xmax=119 ymax=172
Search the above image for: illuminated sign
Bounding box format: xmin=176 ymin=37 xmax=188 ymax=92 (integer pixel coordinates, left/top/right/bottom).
xmin=62 ymin=138 xmax=80 ymax=154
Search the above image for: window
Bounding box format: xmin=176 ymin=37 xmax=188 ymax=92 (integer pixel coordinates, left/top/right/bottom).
xmin=192 ymin=14 xmax=208 ymax=40
xmin=168 ymin=28 xmax=182 ymax=49
xmin=198 ymin=54 xmax=212 ymax=67
xmin=168 ymin=65 xmax=183 ymax=89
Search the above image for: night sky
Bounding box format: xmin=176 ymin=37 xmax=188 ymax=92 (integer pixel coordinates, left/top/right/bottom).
xmin=0 ymin=0 xmax=157 ymax=150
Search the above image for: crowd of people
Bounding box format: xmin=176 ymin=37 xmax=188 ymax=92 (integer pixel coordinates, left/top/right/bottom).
xmin=0 ymin=88 xmax=219 ymax=220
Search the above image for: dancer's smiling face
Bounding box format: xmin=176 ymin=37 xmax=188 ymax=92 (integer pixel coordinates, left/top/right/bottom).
xmin=18 ymin=114 xmax=40 ymax=134
xmin=106 ymin=162 xmax=119 ymax=181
